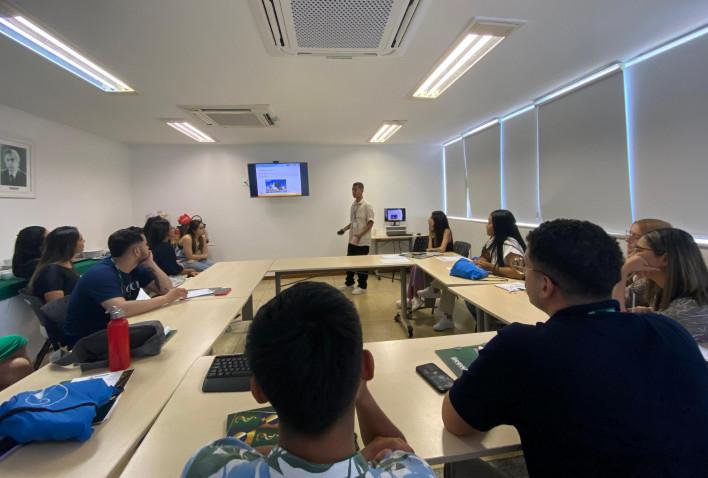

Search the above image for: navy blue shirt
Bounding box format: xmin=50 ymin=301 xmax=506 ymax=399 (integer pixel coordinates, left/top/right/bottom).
xmin=64 ymin=257 xmax=154 ymax=346
xmin=449 ymin=300 xmax=708 ymax=478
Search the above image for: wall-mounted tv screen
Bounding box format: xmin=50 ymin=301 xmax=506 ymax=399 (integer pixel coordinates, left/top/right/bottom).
xmin=247 ymin=162 xmax=309 ymax=198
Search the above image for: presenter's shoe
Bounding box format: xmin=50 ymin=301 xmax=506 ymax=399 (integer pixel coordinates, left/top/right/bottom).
xmin=352 ymin=287 xmax=366 ymax=295
xmin=417 ymin=287 xmax=438 ymax=300
xmin=433 ymin=314 xmax=454 ymax=331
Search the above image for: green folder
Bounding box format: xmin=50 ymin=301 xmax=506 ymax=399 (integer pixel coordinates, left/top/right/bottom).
xmin=435 ymin=346 xmax=483 ymax=378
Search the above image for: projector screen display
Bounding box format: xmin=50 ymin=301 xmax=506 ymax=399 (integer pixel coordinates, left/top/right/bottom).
xmin=247 ymin=163 xmax=309 ymax=198
xmin=384 ymin=208 xmax=406 ymax=222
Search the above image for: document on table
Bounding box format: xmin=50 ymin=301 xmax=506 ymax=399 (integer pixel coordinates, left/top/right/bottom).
xmin=187 ymin=288 xmax=214 ymax=299
xmin=435 ymin=256 xmax=461 ymax=263
xmin=495 ymin=283 xmax=526 ymax=292
xmin=380 ymin=254 xmax=412 ymax=264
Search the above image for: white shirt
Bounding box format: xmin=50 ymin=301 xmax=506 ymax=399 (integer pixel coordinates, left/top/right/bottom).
xmin=483 ymin=237 xmax=524 ymax=265
xmin=349 ymin=199 xmax=375 ymax=246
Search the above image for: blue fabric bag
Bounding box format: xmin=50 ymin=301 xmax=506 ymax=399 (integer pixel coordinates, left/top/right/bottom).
xmin=450 ymin=258 xmax=489 ymax=280
xmin=0 ymin=378 xmax=117 ymax=443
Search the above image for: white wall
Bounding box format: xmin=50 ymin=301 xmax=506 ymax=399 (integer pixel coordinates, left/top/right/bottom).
xmin=0 ymin=103 xmax=133 ymax=357
xmin=0 ymin=103 xmax=133 ymax=257
xmin=129 ymin=143 xmax=441 ymax=260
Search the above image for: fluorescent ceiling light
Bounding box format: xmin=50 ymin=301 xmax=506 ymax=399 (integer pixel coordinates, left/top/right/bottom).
xmin=413 ymin=18 xmax=523 ymax=99
xmin=369 ymin=121 xmax=406 ymax=143
xmin=0 ymin=13 xmax=134 ymax=93
xmin=536 ymin=63 xmax=621 ymax=105
xmin=463 ymin=118 xmax=499 ymax=138
xmin=166 ymin=121 xmax=216 ymax=143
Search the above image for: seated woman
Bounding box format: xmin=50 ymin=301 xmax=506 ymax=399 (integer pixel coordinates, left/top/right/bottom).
xmin=397 ymin=211 xmax=453 ymax=310
xmin=28 ymin=226 xmax=84 ymax=304
xmin=623 ymin=218 xmax=672 ymax=308
xmin=147 ymin=217 xmax=197 ymax=277
xmin=472 ymin=209 xmax=526 ymax=280
xmin=0 ymin=335 xmax=33 ymax=390
xmin=179 ymin=217 xmax=214 ymax=272
xmin=613 ymin=228 xmax=708 ymax=345
xmin=12 ymin=226 xmax=46 ymax=280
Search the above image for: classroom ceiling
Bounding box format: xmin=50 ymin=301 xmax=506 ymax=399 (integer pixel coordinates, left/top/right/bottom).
xmin=0 ymin=0 xmax=707 ymax=145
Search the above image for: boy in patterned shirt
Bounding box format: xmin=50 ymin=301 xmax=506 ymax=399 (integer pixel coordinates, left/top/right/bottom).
xmin=182 ymin=282 xmax=435 ymax=478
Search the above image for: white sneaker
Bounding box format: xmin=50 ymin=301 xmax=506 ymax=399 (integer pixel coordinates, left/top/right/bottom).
xmin=410 ymin=296 xmax=423 ymax=311
xmin=339 ymin=284 xmax=354 ymax=291
xmin=433 ymin=315 xmax=454 ymax=331
xmin=352 ymin=287 xmax=365 ymax=295
xmin=417 ymin=287 xmax=438 ymax=299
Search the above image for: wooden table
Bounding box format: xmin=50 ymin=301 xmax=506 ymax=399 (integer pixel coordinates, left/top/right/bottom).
xmin=270 ymin=255 xmax=416 ymax=336
xmin=413 ymin=254 xmax=512 ymax=288
xmin=0 ymin=298 xmax=247 ymax=478
xmin=450 ymin=284 xmax=548 ymax=330
xmin=121 ymin=333 xmax=520 ymax=477
xmin=182 ymin=260 xmax=273 ymax=320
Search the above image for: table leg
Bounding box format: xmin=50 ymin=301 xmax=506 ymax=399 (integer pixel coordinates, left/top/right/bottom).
xmin=275 ymin=272 xmax=281 ymax=295
xmin=397 ymin=267 xmax=413 ymax=338
xmin=242 ymin=295 xmax=254 ymax=321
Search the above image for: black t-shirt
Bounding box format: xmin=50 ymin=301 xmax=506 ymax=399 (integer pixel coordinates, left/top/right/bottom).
xmin=33 ymin=264 xmax=79 ymax=303
xmin=449 ymin=300 xmax=708 ymax=477
xmin=152 ymin=242 xmax=183 ymax=276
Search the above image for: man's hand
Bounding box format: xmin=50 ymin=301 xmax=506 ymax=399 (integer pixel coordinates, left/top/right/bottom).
xmin=360 ymin=436 xmax=414 ymax=463
xmin=140 ymin=250 xmax=156 ymax=267
xmin=165 ymin=287 xmax=187 ymax=303
xmin=337 ymin=229 xmax=345 ymax=235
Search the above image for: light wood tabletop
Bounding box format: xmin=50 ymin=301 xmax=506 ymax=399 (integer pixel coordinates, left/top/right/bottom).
xmin=450 ymin=284 xmax=548 ymax=327
xmin=182 ymin=260 xmax=273 ymax=298
xmin=0 ymin=297 xmax=247 ymax=478
xmin=270 ymin=254 xmax=413 ymax=273
xmin=413 ymin=254 xmax=512 ymax=288
xmin=121 ymin=332 xmax=520 ymax=477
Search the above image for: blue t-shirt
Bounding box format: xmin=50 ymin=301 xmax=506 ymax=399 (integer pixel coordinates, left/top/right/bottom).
xmin=182 ymin=439 xmax=435 ymax=478
xmin=64 ymin=257 xmax=154 ymax=346
xmin=449 ymin=300 xmax=708 ymax=477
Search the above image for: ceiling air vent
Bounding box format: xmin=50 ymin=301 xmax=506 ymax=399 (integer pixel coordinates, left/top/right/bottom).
xmin=180 ymin=105 xmax=277 ymax=128
xmin=249 ymin=0 xmax=425 ymax=57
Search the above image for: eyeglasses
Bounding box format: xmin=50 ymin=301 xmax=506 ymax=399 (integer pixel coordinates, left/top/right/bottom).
xmin=512 ymin=257 xmax=560 ymax=287
xmin=625 ymin=230 xmax=642 ymax=241
xmin=633 ymin=244 xmax=665 ymax=255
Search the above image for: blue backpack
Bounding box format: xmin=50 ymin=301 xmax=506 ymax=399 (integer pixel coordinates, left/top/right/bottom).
xmin=450 ymin=258 xmax=489 ymax=280
xmin=0 ymin=378 xmax=117 ymax=443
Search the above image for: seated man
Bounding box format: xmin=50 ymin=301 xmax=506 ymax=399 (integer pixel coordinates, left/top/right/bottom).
xmin=442 ymin=219 xmax=708 ymax=477
xmin=64 ymin=228 xmax=186 ymax=347
xmin=182 ymin=282 xmax=435 ymax=478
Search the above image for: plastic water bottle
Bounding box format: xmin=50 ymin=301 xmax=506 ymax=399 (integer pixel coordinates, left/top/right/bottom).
xmin=108 ymin=305 xmax=131 ymax=371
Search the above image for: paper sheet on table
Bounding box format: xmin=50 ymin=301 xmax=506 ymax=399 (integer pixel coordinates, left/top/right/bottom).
xmin=71 ymin=370 xmax=124 ymax=386
xmin=380 ymin=255 xmax=412 ymax=264
xmin=435 ymin=256 xmax=461 ymax=263
xmin=495 ymin=283 xmax=526 ymax=292
xmin=136 ymin=288 xmax=150 ymax=300
xmin=187 ymin=288 xmax=214 ymax=299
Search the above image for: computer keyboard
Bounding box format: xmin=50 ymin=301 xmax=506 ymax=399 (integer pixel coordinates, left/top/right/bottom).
xmin=202 ymin=354 xmax=252 ymax=393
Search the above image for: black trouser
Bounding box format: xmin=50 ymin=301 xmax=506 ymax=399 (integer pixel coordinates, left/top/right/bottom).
xmin=345 ymin=243 xmax=370 ymax=289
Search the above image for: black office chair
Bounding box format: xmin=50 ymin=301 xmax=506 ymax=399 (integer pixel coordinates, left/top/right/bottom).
xmin=18 ymin=288 xmax=68 ymax=368
xmin=453 ymin=241 xmax=472 ymax=258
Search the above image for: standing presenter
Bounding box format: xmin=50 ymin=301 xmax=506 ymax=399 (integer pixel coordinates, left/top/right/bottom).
xmin=337 ymin=182 xmax=374 ymax=295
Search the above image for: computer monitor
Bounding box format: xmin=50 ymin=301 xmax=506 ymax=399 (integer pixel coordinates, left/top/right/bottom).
xmin=384 ymin=208 xmax=406 ymax=222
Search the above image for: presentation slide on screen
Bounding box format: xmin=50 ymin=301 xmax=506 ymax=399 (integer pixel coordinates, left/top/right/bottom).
xmin=255 ymin=164 xmax=303 ymax=197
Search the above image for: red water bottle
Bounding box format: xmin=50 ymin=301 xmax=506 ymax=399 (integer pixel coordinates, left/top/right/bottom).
xmin=108 ymin=305 xmax=131 ymax=371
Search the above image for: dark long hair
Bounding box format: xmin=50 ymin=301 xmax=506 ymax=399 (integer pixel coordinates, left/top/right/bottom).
xmin=486 ymin=209 xmax=526 ymax=266
xmin=187 ymin=219 xmax=205 ymax=254
xmin=28 ymin=226 xmax=80 ymax=293
xmin=643 ymin=228 xmax=708 ymax=310
xmin=12 ymin=226 xmax=46 ymax=277
xmin=430 ymin=211 xmax=453 ymax=249
xmin=146 ymin=217 xmax=171 ymax=251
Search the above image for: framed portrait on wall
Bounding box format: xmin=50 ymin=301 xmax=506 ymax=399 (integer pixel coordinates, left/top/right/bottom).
xmin=0 ymin=137 xmax=34 ymax=198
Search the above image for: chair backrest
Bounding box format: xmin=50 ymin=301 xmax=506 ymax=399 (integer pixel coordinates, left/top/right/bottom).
xmin=453 ymin=241 xmax=472 ymax=258
xmin=412 ymin=235 xmax=429 ymax=252
xmin=18 ymin=288 xmax=46 ymax=324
